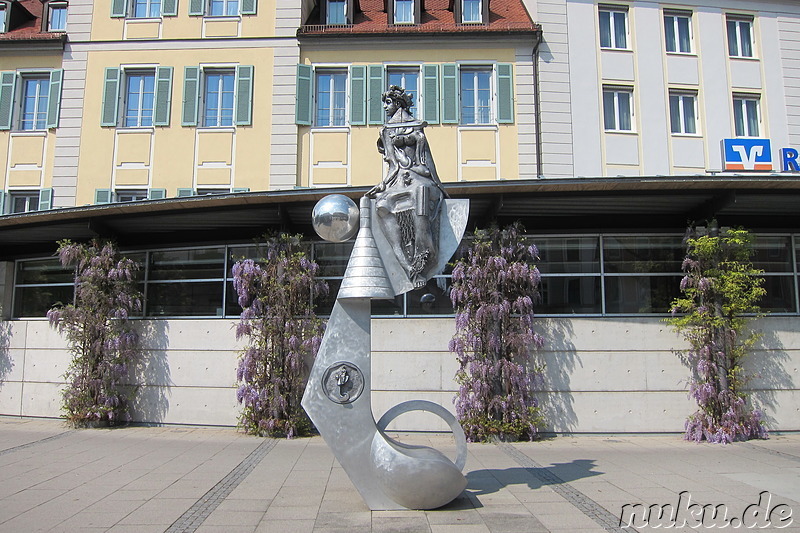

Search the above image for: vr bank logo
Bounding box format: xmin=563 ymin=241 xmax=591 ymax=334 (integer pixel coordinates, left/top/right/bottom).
xmin=723 ymin=139 xmax=773 ymax=171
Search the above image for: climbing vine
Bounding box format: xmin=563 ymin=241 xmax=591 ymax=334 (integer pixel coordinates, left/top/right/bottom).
xmin=47 ymin=239 xmax=142 ymax=426
xmin=449 ymin=223 xmax=545 ymax=442
xmin=232 ymin=233 xmax=327 ymax=438
xmin=668 ymin=224 xmax=768 ymax=443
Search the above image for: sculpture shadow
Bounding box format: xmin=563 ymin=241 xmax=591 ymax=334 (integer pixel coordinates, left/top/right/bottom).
xmin=746 ymin=322 xmax=795 ymax=429
xmin=535 ymin=318 xmax=580 ymax=434
xmin=433 ymin=459 xmax=604 ymax=509
xmin=0 ymin=315 xmax=12 ymax=385
xmin=129 ymin=320 xmax=172 ymax=424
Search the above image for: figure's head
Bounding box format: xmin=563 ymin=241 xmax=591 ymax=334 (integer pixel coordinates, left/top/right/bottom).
xmin=382 ymin=85 xmax=413 ymax=116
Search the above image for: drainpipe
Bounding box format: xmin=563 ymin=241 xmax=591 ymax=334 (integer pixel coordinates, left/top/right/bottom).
xmin=533 ymin=29 xmax=543 ymax=179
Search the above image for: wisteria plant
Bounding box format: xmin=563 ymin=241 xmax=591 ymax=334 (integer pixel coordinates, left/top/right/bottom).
xmin=47 ymin=239 xmax=142 ymax=427
xmin=449 ymin=223 xmax=545 ymax=442
xmin=232 ymin=233 xmax=327 ymax=438
xmin=668 ymin=224 xmax=768 ymax=443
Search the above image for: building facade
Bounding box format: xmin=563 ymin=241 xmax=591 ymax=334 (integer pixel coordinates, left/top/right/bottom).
xmin=0 ymin=0 xmax=798 ymax=433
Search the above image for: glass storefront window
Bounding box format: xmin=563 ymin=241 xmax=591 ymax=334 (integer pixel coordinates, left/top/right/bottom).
xmin=535 ymin=237 xmax=600 ymax=274
xmin=603 ymin=236 xmax=684 ymax=274
xmin=538 ymin=276 xmax=602 ymax=314
xmin=604 ymin=275 xmax=682 ymax=314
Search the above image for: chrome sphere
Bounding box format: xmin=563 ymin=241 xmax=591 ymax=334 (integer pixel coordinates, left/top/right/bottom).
xmin=312 ymin=194 xmax=359 ymax=242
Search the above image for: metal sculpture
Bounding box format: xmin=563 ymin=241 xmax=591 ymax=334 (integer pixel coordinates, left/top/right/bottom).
xmin=302 ymin=86 xmax=470 ymax=510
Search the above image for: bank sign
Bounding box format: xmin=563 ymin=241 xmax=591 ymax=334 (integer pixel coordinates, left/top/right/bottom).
xmin=722 ymin=138 xmax=800 ymax=172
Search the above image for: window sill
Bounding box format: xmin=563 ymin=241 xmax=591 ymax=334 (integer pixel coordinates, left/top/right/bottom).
xmin=311 ymin=126 xmax=350 ymax=132
xmin=126 ymin=17 xmax=162 ymax=22
xmin=729 ymin=55 xmax=759 ymax=61
xmin=604 ymin=129 xmax=637 ymax=135
xmin=197 ymin=126 xmax=236 ymax=132
xmin=205 ymin=15 xmax=242 ymax=21
xmin=600 ymin=46 xmax=633 ymax=53
xmin=458 ymin=123 xmax=498 ymax=129
xmin=116 ymin=126 xmax=156 ymax=133
xmin=10 ymin=130 xmax=48 ymax=136
xmin=670 ymin=132 xmax=702 ymax=138
xmin=666 ymin=51 xmax=697 ymax=57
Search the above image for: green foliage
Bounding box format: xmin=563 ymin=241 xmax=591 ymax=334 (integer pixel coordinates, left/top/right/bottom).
xmin=667 ymin=225 xmax=768 ymax=443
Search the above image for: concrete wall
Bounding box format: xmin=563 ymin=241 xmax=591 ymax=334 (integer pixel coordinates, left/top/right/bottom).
xmin=0 ymin=316 xmax=797 ymax=433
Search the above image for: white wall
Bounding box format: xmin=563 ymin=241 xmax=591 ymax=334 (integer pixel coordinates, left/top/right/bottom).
xmin=0 ymin=316 xmax=796 ymax=434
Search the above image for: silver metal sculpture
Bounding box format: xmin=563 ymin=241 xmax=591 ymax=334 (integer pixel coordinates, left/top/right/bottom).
xmin=303 ymin=86 xmax=469 ymax=511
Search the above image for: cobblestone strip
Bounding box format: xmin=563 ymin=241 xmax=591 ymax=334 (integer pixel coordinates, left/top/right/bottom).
xmin=740 ymin=442 xmax=800 ymax=463
xmin=496 ymin=440 xmax=637 ymax=533
xmin=166 ymin=437 xmax=279 ymax=533
xmin=0 ymin=430 xmax=73 ymax=457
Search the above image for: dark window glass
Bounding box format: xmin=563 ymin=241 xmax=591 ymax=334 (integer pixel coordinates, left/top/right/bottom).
xmin=535 ymin=237 xmax=600 ymax=274
xmin=407 ymin=278 xmax=454 ymax=316
xmin=14 ymin=285 xmax=74 ymax=317
xmin=149 ymin=248 xmax=224 ymax=281
xmin=314 ymin=242 xmax=354 ymax=277
xmin=752 ymin=236 xmax=793 ymax=273
xmin=15 ymin=258 xmax=73 ymax=284
xmin=761 ymin=276 xmax=796 ymax=313
xmin=604 ymin=236 xmax=684 ymax=274
xmin=146 ymin=282 xmax=224 ymax=316
xmin=604 ymin=276 xmax=682 ymax=314
xmin=538 ymin=276 xmax=602 ymax=314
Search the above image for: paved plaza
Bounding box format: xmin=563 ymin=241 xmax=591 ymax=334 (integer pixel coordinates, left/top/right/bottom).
xmin=0 ymin=417 xmax=798 ymax=532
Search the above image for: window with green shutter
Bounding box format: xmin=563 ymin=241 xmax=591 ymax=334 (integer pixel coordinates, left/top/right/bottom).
xmin=441 ymin=63 xmax=458 ymax=124
xmin=154 ymin=67 xmax=173 ymax=127
xmin=101 ymin=68 xmax=121 ymax=127
xmin=46 ymin=69 xmax=63 ymax=129
xmin=350 ymin=65 xmax=366 ymax=126
xmin=182 ymin=67 xmax=200 ymax=126
xmin=422 ymin=64 xmax=439 ymax=124
xmin=235 ymin=65 xmax=253 ymax=126
xmin=295 ymin=64 xmax=313 ymax=126
xmin=367 ymin=65 xmax=384 ymax=125
xmin=496 ymin=63 xmax=514 ymax=124
xmin=0 ymin=71 xmax=17 ymax=131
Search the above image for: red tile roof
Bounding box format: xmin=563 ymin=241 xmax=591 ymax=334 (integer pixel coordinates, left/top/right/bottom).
xmin=300 ymin=0 xmax=538 ymax=36
xmin=0 ymin=0 xmax=65 ymax=42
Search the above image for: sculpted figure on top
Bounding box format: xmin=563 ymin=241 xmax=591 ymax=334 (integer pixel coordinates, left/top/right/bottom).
xmin=367 ymin=85 xmax=448 ymax=288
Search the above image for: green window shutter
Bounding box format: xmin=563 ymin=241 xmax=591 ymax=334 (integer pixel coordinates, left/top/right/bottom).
xmin=177 ymin=188 xmax=195 ymax=197
xmin=235 ymin=65 xmax=254 ymax=126
xmin=367 ymin=65 xmax=385 ymax=125
xmin=38 ymin=188 xmax=53 ymax=210
xmin=154 ymin=66 xmax=173 ymax=127
xmin=111 ymin=0 xmax=128 ymax=17
xmin=182 ymin=66 xmax=200 ymax=127
xmin=46 ymin=69 xmax=63 ymax=129
xmin=162 ymin=0 xmax=178 ymax=16
xmin=350 ymin=65 xmax=367 ymax=126
xmin=95 ymin=189 xmax=113 ymax=204
xmin=295 ymin=64 xmax=313 ymax=126
xmin=496 ymin=63 xmax=514 ymax=124
xmin=189 ymin=0 xmax=205 ymax=15
xmin=101 ymin=68 xmax=121 ymax=127
xmin=241 ymin=0 xmax=257 ymax=15
xmin=441 ymin=63 xmax=458 ymax=124
xmin=232 ymin=187 xmax=250 ymax=193
xmin=422 ymin=64 xmax=440 ymax=124
xmin=0 ymin=192 xmax=6 ymax=215
xmin=148 ymin=188 xmax=167 ymax=200
xmin=0 ymin=71 xmax=17 ymax=131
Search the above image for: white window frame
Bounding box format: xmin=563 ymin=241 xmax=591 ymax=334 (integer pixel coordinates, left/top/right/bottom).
xmin=201 ymin=68 xmax=236 ymax=128
xmin=10 ymin=191 xmax=40 ymax=213
xmin=603 ymin=86 xmax=634 ymax=132
xmin=599 ymin=5 xmax=628 ymax=50
xmin=47 ymin=2 xmax=68 ymax=31
xmin=733 ymin=94 xmax=760 ymax=137
xmin=326 ymin=0 xmax=347 ymax=25
xmin=208 ymin=0 xmax=239 ymax=17
xmin=727 ymin=16 xmax=755 ymax=58
xmin=462 ymin=0 xmax=482 ymax=24
xmin=0 ymin=5 xmax=6 ymax=33
xmin=314 ymin=68 xmax=348 ymax=128
xmin=115 ymin=189 xmax=148 ymax=202
xmin=668 ymin=90 xmax=698 ymax=135
xmin=122 ymin=69 xmax=156 ymax=128
xmin=131 ymin=0 xmax=161 ymax=18
xmin=460 ymin=66 xmax=493 ymax=125
xmin=664 ymin=10 xmax=692 ymax=54
xmin=393 ymin=0 xmax=413 ymax=24
xmin=386 ymin=67 xmax=420 ymax=117
xmin=18 ymin=75 xmax=50 ymax=131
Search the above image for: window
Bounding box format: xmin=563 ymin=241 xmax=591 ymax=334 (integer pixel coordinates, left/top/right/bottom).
xmin=327 ymin=0 xmax=346 ymax=24
xmin=669 ymin=91 xmax=697 ymax=134
xmin=123 ymin=71 xmax=155 ymax=127
xmin=10 ymin=192 xmax=40 ymax=213
xmin=664 ymin=11 xmax=691 ymax=53
xmin=599 ymin=6 xmax=628 ymax=49
xmin=603 ymin=87 xmax=633 ymax=131
xmin=394 ymin=0 xmax=413 ymax=24
xmin=733 ymin=95 xmax=760 ymax=137
xmin=131 ymin=0 xmax=160 ymax=18
xmin=20 ymin=77 xmax=50 ymax=131
xmin=203 ymin=70 xmax=235 ymax=127
xmin=727 ymin=16 xmax=754 ymax=58
xmin=0 ymin=5 xmax=6 ymax=32
xmin=48 ymin=3 xmax=68 ymax=31
xmin=460 ymin=68 xmax=491 ymax=125
xmin=116 ymin=190 xmax=148 ymax=202
xmin=315 ymin=70 xmax=347 ymax=127
xmin=387 ymin=68 xmax=419 ymax=116
xmin=462 ymin=0 xmax=482 ymax=23
xmin=209 ymin=0 xmax=238 ymax=16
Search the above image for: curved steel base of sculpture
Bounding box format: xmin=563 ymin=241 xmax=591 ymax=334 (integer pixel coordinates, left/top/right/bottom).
xmin=302 ymin=197 xmax=469 ymax=510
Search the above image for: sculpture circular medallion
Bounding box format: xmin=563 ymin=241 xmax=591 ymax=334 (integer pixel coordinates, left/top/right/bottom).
xmin=322 ymin=362 xmax=365 ymax=404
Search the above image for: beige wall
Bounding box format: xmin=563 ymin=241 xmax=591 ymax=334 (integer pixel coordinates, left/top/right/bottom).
xmin=1 ymin=316 xmax=797 ymax=433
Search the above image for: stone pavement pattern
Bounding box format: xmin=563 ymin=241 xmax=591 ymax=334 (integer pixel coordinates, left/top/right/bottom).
xmin=0 ymin=417 xmax=798 ymax=532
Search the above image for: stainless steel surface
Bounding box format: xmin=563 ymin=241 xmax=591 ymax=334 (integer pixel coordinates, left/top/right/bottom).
xmin=338 ymin=197 xmax=395 ymax=300
xmin=312 ymin=194 xmax=360 ymax=243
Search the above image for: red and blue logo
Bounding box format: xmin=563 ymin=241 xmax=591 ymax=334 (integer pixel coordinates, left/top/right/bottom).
xmin=723 ymin=139 xmax=772 ymax=171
